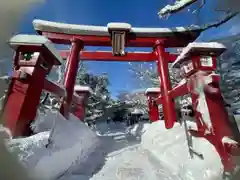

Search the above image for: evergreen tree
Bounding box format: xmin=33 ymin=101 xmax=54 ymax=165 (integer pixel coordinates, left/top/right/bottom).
xmin=39 ymin=61 xmax=114 ymax=121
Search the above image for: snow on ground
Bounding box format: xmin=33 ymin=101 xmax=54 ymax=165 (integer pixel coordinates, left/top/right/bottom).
xmin=7 ymin=131 xmax=50 ymax=171
xmin=4 ymin=113 xmax=240 ymax=180
xmin=91 ymin=120 xmax=224 ymax=180
xmin=6 ymin=111 xmax=106 ymax=180
xmin=141 ymin=120 xmax=223 ymax=180
xmin=90 ymin=121 xmax=178 ymax=180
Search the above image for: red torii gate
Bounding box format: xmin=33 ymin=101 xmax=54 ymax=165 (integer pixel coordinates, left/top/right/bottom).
xmin=2 ymin=18 xmax=240 ymax=174
xmin=33 ymin=19 xmax=202 ymax=130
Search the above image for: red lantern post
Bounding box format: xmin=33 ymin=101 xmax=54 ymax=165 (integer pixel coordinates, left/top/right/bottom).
xmin=1 ymin=35 xmax=61 ymax=137
xmin=72 ymin=85 xmax=93 ymax=120
xmin=145 ymin=88 xmax=161 ymax=122
xmin=172 ymin=42 xmax=240 ymax=173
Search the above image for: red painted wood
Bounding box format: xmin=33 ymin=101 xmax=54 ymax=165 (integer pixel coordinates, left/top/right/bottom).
xmin=59 ymin=50 xmax=178 ymax=63
xmin=155 ymin=41 xmax=176 ymax=129
xmin=60 ymin=39 xmax=83 ymax=118
xmin=40 ymin=31 xmax=198 ymax=48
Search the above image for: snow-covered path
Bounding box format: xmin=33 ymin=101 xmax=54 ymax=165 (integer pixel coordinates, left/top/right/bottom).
xmin=91 ymin=145 xmax=179 ymax=180
xmin=90 ymin=122 xmax=180 ymax=180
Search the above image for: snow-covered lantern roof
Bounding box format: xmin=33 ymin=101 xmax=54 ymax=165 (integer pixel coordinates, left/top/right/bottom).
xmin=74 ymin=85 xmax=93 ymax=95
xmin=145 ymin=87 xmax=160 ymax=95
xmin=145 ymin=88 xmax=160 ymax=100
xmin=74 ymin=85 xmax=93 ymax=104
xmin=9 ymin=34 xmax=62 ymax=66
xmin=171 ymin=42 xmax=226 ymax=78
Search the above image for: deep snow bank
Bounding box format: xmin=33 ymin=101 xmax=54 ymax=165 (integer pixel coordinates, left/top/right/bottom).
xmin=141 ymin=120 xmax=223 ymax=180
xmin=7 ymin=131 xmax=50 ymax=170
xmin=7 ymin=111 xmax=105 ymax=180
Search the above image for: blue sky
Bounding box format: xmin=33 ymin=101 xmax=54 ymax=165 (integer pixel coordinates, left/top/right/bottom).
xmin=18 ymin=0 xmax=240 ymax=98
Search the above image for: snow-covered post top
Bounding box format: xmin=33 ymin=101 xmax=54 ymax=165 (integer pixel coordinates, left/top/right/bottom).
xmin=74 ymin=85 xmax=93 ymax=105
xmin=145 ymin=88 xmax=161 ymax=96
xmin=107 ymin=22 xmax=132 ymax=31
xmin=145 ymin=87 xmax=161 ymax=103
xmin=145 ymin=88 xmax=160 ymax=122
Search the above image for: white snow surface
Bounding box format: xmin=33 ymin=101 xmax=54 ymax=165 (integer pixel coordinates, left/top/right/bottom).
xmin=107 ymin=22 xmax=132 ymax=30
xmin=33 ymin=19 xmax=201 ymax=38
xmin=145 ymin=87 xmax=160 ymax=94
xmin=74 ymin=85 xmax=93 ymax=94
xmin=7 ymin=131 xmax=50 ymax=171
xmin=7 ymin=111 xmax=105 ymax=180
xmin=141 ymin=120 xmax=223 ymax=180
xmin=5 ymin=112 xmax=240 ymax=180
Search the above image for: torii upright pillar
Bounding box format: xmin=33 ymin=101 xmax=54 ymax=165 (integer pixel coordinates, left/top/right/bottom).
xmin=60 ymin=38 xmax=84 ymax=118
xmin=154 ymin=40 xmax=176 ymax=129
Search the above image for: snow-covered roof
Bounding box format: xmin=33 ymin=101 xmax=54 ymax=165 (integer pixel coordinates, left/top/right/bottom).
xmin=74 ymin=85 xmax=93 ymax=94
xmin=145 ymin=88 xmax=161 ymax=94
xmin=171 ymin=42 xmax=226 ymax=68
xmin=107 ymin=22 xmax=131 ymax=31
xmin=33 ymin=19 xmax=202 ymax=38
xmin=9 ymin=34 xmax=62 ymax=63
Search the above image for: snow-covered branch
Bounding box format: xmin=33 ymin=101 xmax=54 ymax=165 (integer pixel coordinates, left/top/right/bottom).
xmin=158 ymin=0 xmax=197 ymax=18
xmin=158 ymin=0 xmax=239 ymax=32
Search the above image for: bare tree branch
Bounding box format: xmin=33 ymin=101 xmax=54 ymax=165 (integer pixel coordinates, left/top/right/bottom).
xmin=158 ymin=0 xmax=239 ymax=29
xmin=192 ymin=0 xmax=205 ymax=14
xmin=201 ymin=12 xmax=239 ymax=31
xmin=158 ymin=0 xmax=239 ymax=34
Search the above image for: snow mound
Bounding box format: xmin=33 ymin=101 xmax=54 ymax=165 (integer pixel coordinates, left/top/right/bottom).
xmin=7 ymin=131 xmax=50 ymax=169
xmin=141 ymin=120 xmax=223 ymax=180
xmin=7 ymin=111 xmax=105 ymax=180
